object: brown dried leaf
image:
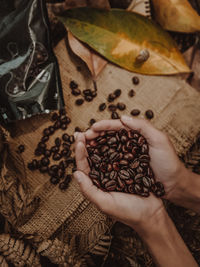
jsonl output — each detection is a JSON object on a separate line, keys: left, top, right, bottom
{"left": 68, "top": 31, "right": 107, "bottom": 79}
{"left": 0, "top": 234, "right": 41, "bottom": 267}
{"left": 0, "top": 255, "right": 9, "bottom": 267}
{"left": 152, "top": 0, "right": 200, "bottom": 33}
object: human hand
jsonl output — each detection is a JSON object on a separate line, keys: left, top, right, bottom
{"left": 73, "top": 120, "right": 164, "bottom": 231}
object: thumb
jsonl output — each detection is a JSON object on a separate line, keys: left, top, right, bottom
{"left": 74, "top": 171, "right": 111, "bottom": 211}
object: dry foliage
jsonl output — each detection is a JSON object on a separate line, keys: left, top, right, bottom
{"left": 0, "top": 234, "right": 41, "bottom": 267}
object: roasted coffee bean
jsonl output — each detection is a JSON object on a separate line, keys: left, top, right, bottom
{"left": 132, "top": 76, "right": 140, "bottom": 85}
{"left": 112, "top": 162, "right": 120, "bottom": 171}
{"left": 69, "top": 80, "right": 78, "bottom": 89}
{"left": 43, "top": 149, "right": 51, "bottom": 158}
{"left": 108, "top": 104, "right": 117, "bottom": 112}
{"left": 89, "top": 170, "right": 100, "bottom": 179}
{"left": 59, "top": 181, "right": 69, "bottom": 190}
{"left": 119, "top": 170, "right": 130, "bottom": 180}
{"left": 91, "top": 154, "right": 101, "bottom": 164}
{"left": 99, "top": 103, "right": 106, "bottom": 111}
{"left": 62, "top": 133, "right": 69, "bottom": 142}
{"left": 43, "top": 128, "right": 50, "bottom": 136}
{"left": 18, "top": 144, "right": 25, "bottom": 153}
{"left": 74, "top": 127, "right": 82, "bottom": 132}
{"left": 134, "top": 183, "right": 143, "bottom": 194}
{"left": 155, "top": 181, "right": 164, "bottom": 190}
{"left": 61, "top": 149, "right": 69, "bottom": 157}
{"left": 108, "top": 137, "right": 117, "bottom": 145}
{"left": 51, "top": 112, "right": 59, "bottom": 121}
{"left": 38, "top": 142, "right": 46, "bottom": 150}
{"left": 53, "top": 153, "right": 62, "bottom": 161}
{"left": 69, "top": 135, "right": 75, "bottom": 144}
{"left": 55, "top": 137, "right": 61, "bottom": 147}
{"left": 107, "top": 131, "right": 116, "bottom": 136}
{"left": 89, "top": 118, "right": 96, "bottom": 126}
{"left": 50, "top": 176, "right": 60, "bottom": 185}
{"left": 27, "top": 162, "right": 34, "bottom": 170}
{"left": 119, "top": 159, "right": 129, "bottom": 166}
{"left": 62, "top": 143, "right": 70, "bottom": 151}
{"left": 117, "top": 102, "right": 126, "bottom": 111}
{"left": 59, "top": 109, "right": 66, "bottom": 116}
{"left": 39, "top": 166, "right": 48, "bottom": 173}
{"left": 124, "top": 153, "right": 134, "bottom": 161}
{"left": 120, "top": 135, "right": 128, "bottom": 143}
{"left": 61, "top": 123, "right": 67, "bottom": 130}
{"left": 85, "top": 95, "right": 93, "bottom": 102}
{"left": 41, "top": 135, "right": 49, "bottom": 143}
{"left": 105, "top": 180, "right": 117, "bottom": 191}
{"left": 65, "top": 157, "right": 75, "bottom": 164}
{"left": 34, "top": 148, "right": 42, "bottom": 156}
{"left": 91, "top": 91, "right": 97, "bottom": 97}
{"left": 57, "top": 168, "right": 64, "bottom": 179}
{"left": 108, "top": 93, "right": 116, "bottom": 102}
{"left": 111, "top": 111, "right": 119, "bottom": 119}
{"left": 110, "top": 170, "right": 118, "bottom": 180}
{"left": 51, "top": 146, "right": 59, "bottom": 153}
{"left": 98, "top": 138, "right": 107, "bottom": 145}
{"left": 60, "top": 116, "right": 68, "bottom": 124}
{"left": 83, "top": 89, "right": 92, "bottom": 96}
{"left": 109, "top": 152, "right": 120, "bottom": 162}
{"left": 65, "top": 117, "right": 71, "bottom": 124}
{"left": 48, "top": 126, "right": 55, "bottom": 135}
{"left": 75, "top": 98, "right": 84, "bottom": 106}
{"left": 145, "top": 109, "right": 154, "bottom": 120}
{"left": 114, "top": 89, "right": 121, "bottom": 97}
{"left": 130, "top": 109, "right": 140, "bottom": 116}
{"left": 128, "top": 89, "right": 135, "bottom": 97}
{"left": 142, "top": 177, "right": 151, "bottom": 188}
{"left": 155, "top": 190, "right": 165, "bottom": 197}
{"left": 54, "top": 120, "right": 61, "bottom": 129}
{"left": 141, "top": 143, "right": 149, "bottom": 154}
{"left": 72, "top": 88, "right": 81, "bottom": 96}
{"left": 41, "top": 157, "right": 50, "bottom": 166}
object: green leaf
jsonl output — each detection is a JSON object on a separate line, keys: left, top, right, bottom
{"left": 59, "top": 8, "right": 190, "bottom": 75}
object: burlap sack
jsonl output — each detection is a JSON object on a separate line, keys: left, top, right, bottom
{"left": 9, "top": 39, "right": 199, "bottom": 254}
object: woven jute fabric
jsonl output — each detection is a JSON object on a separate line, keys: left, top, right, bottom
{"left": 13, "top": 39, "right": 200, "bottom": 253}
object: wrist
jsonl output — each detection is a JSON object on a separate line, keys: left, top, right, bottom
{"left": 167, "top": 167, "right": 200, "bottom": 213}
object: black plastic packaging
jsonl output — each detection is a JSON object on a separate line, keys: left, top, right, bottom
{"left": 0, "top": 0, "right": 64, "bottom": 123}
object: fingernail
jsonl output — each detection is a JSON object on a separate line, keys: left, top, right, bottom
{"left": 74, "top": 171, "right": 82, "bottom": 183}
{"left": 74, "top": 132, "right": 79, "bottom": 139}
{"left": 121, "top": 115, "right": 131, "bottom": 121}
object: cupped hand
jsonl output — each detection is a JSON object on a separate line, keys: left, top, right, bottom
{"left": 73, "top": 120, "right": 164, "bottom": 231}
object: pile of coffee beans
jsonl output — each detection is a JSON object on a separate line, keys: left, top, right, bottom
{"left": 27, "top": 109, "right": 76, "bottom": 191}
{"left": 87, "top": 129, "right": 165, "bottom": 197}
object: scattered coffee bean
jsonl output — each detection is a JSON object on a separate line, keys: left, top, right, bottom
{"left": 38, "top": 142, "right": 46, "bottom": 150}
{"left": 41, "top": 135, "right": 49, "bottom": 143}
{"left": 61, "top": 123, "right": 67, "bottom": 130}
{"left": 130, "top": 109, "right": 140, "bottom": 116}
{"left": 99, "top": 103, "right": 106, "bottom": 111}
{"left": 18, "top": 144, "right": 25, "bottom": 153}
{"left": 85, "top": 95, "right": 93, "bottom": 102}
{"left": 128, "top": 89, "right": 135, "bottom": 97}
{"left": 54, "top": 120, "right": 61, "bottom": 129}
{"left": 69, "top": 80, "right": 78, "bottom": 89}
{"left": 145, "top": 110, "right": 154, "bottom": 120}
{"left": 55, "top": 137, "right": 61, "bottom": 147}
{"left": 41, "top": 157, "right": 50, "bottom": 166}
{"left": 89, "top": 119, "right": 96, "bottom": 126}
{"left": 108, "top": 104, "right": 117, "bottom": 112}
{"left": 117, "top": 102, "right": 126, "bottom": 111}
{"left": 91, "top": 91, "right": 97, "bottom": 97}
{"left": 48, "top": 126, "right": 55, "bottom": 135}
{"left": 50, "top": 176, "right": 60, "bottom": 185}
{"left": 34, "top": 148, "right": 42, "bottom": 156}
{"left": 44, "top": 149, "right": 51, "bottom": 158}
{"left": 59, "top": 181, "right": 69, "bottom": 190}
{"left": 132, "top": 76, "right": 140, "bottom": 85}
{"left": 114, "top": 89, "right": 121, "bottom": 97}
{"left": 111, "top": 112, "right": 120, "bottom": 119}
{"left": 39, "top": 166, "right": 48, "bottom": 173}
{"left": 62, "top": 133, "right": 69, "bottom": 142}
{"left": 51, "top": 112, "right": 58, "bottom": 121}
{"left": 51, "top": 146, "right": 59, "bottom": 153}
{"left": 75, "top": 98, "right": 84, "bottom": 106}
{"left": 43, "top": 128, "right": 50, "bottom": 136}
{"left": 53, "top": 152, "right": 62, "bottom": 161}
{"left": 108, "top": 93, "right": 116, "bottom": 102}
{"left": 83, "top": 89, "right": 92, "bottom": 96}
{"left": 72, "top": 88, "right": 81, "bottom": 96}
{"left": 74, "top": 126, "right": 81, "bottom": 132}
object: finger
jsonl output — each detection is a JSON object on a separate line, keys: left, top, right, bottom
{"left": 92, "top": 119, "right": 125, "bottom": 132}
{"left": 75, "top": 141, "right": 90, "bottom": 174}
{"left": 85, "top": 129, "right": 100, "bottom": 140}
{"left": 121, "top": 115, "right": 165, "bottom": 146}
{"left": 74, "top": 171, "right": 111, "bottom": 210}
{"left": 74, "top": 132, "right": 86, "bottom": 146}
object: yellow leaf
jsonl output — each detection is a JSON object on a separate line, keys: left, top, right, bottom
{"left": 60, "top": 8, "right": 190, "bottom": 75}
{"left": 152, "top": 0, "right": 200, "bottom": 33}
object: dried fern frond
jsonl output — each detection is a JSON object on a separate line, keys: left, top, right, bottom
{"left": 37, "top": 238, "right": 86, "bottom": 267}
{"left": 0, "top": 254, "right": 9, "bottom": 267}
{"left": 90, "top": 232, "right": 112, "bottom": 256}
{"left": 0, "top": 234, "right": 41, "bottom": 267}
{"left": 0, "top": 127, "right": 40, "bottom": 226}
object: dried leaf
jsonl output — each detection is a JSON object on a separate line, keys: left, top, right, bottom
{"left": 60, "top": 8, "right": 190, "bottom": 75}
{"left": 0, "top": 234, "right": 41, "bottom": 267}
{"left": 0, "top": 255, "right": 9, "bottom": 267}
{"left": 68, "top": 31, "right": 107, "bottom": 78}
{"left": 152, "top": 0, "right": 200, "bottom": 33}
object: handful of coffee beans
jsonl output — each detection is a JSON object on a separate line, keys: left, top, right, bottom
{"left": 87, "top": 129, "right": 165, "bottom": 198}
